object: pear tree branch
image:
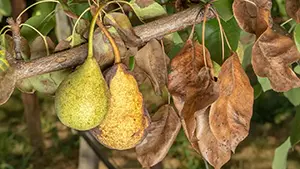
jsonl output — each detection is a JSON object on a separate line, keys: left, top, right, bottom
{"left": 13, "top": 6, "right": 214, "bottom": 79}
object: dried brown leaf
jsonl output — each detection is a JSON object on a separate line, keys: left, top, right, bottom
{"left": 233, "top": 0, "right": 272, "bottom": 36}
{"left": 135, "top": 39, "right": 169, "bottom": 95}
{"left": 104, "top": 12, "right": 141, "bottom": 47}
{"left": 195, "top": 107, "right": 231, "bottom": 169}
{"left": 180, "top": 67, "right": 219, "bottom": 144}
{"left": 168, "top": 40, "right": 213, "bottom": 98}
{"left": 286, "top": 0, "right": 300, "bottom": 23}
{"left": 0, "top": 69, "right": 16, "bottom": 105}
{"left": 122, "top": 47, "right": 148, "bottom": 85}
{"left": 136, "top": 104, "right": 181, "bottom": 167}
{"left": 139, "top": 79, "right": 168, "bottom": 114}
{"left": 252, "top": 28, "right": 300, "bottom": 91}
{"left": 209, "top": 53, "right": 254, "bottom": 152}
{"left": 168, "top": 40, "right": 218, "bottom": 154}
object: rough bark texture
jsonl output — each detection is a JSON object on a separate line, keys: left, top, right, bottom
{"left": 10, "top": 6, "right": 214, "bottom": 79}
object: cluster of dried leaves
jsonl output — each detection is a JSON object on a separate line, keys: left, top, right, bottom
{"left": 233, "top": 0, "right": 300, "bottom": 92}
{"left": 134, "top": 1, "right": 299, "bottom": 168}
{"left": 131, "top": 33, "right": 254, "bottom": 169}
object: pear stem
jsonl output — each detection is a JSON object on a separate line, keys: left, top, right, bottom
{"left": 95, "top": 19, "right": 121, "bottom": 64}
{"left": 87, "top": 6, "right": 103, "bottom": 59}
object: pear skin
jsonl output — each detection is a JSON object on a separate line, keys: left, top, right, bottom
{"left": 55, "top": 57, "right": 109, "bottom": 130}
{"left": 92, "top": 64, "right": 150, "bottom": 150}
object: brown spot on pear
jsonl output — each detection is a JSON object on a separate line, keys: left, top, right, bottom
{"left": 55, "top": 57, "right": 109, "bottom": 130}
{"left": 92, "top": 64, "right": 150, "bottom": 150}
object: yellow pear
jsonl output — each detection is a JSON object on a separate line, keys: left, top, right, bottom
{"left": 92, "top": 64, "right": 150, "bottom": 150}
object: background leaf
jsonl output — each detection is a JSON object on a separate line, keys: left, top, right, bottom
{"left": 257, "top": 76, "right": 272, "bottom": 92}
{"left": 295, "top": 65, "right": 300, "bottom": 74}
{"left": 195, "top": 17, "right": 241, "bottom": 64}
{"left": 0, "top": 0, "right": 11, "bottom": 19}
{"left": 272, "top": 137, "right": 291, "bottom": 169}
{"left": 294, "top": 24, "right": 300, "bottom": 52}
{"left": 291, "top": 106, "right": 300, "bottom": 146}
{"left": 130, "top": 0, "right": 167, "bottom": 21}
{"left": 20, "top": 2, "right": 56, "bottom": 42}
{"left": 212, "top": 0, "right": 234, "bottom": 21}
{"left": 284, "top": 88, "right": 300, "bottom": 106}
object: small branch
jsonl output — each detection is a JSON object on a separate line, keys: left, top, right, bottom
{"left": 12, "top": 6, "right": 214, "bottom": 80}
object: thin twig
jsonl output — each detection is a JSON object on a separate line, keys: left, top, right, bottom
{"left": 7, "top": 18, "right": 22, "bottom": 60}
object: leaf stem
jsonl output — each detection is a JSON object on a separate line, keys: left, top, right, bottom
{"left": 211, "top": 8, "right": 225, "bottom": 61}
{"left": 20, "top": 23, "right": 50, "bottom": 56}
{"left": 280, "top": 18, "right": 293, "bottom": 27}
{"left": 202, "top": 5, "right": 210, "bottom": 68}
{"left": 17, "top": 0, "right": 59, "bottom": 20}
{"left": 71, "top": 7, "right": 91, "bottom": 47}
{"left": 0, "top": 25, "right": 11, "bottom": 35}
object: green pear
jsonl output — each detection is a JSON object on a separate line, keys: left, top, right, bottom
{"left": 55, "top": 57, "right": 109, "bottom": 130}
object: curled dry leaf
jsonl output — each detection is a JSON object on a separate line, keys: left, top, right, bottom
{"left": 55, "top": 4, "right": 72, "bottom": 42}
{"left": 252, "top": 28, "right": 300, "bottom": 92}
{"left": 181, "top": 67, "right": 219, "bottom": 144}
{"left": 168, "top": 40, "right": 213, "bottom": 98}
{"left": 139, "top": 79, "right": 168, "bottom": 114}
{"left": 122, "top": 47, "right": 148, "bottom": 85}
{"left": 92, "top": 64, "right": 150, "bottom": 150}
{"left": 285, "top": 0, "right": 300, "bottom": 23}
{"left": 0, "top": 69, "right": 16, "bottom": 105}
{"left": 209, "top": 53, "right": 254, "bottom": 152}
{"left": 136, "top": 104, "right": 181, "bottom": 167}
{"left": 233, "top": 0, "right": 272, "bottom": 36}
{"left": 104, "top": 12, "right": 141, "bottom": 47}
{"left": 168, "top": 40, "right": 219, "bottom": 153}
{"left": 135, "top": 39, "right": 169, "bottom": 95}
{"left": 196, "top": 107, "right": 231, "bottom": 169}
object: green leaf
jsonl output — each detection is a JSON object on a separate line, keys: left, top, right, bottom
{"left": 257, "top": 76, "right": 272, "bottom": 92}
{"left": 272, "top": 137, "right": 291, "bottom": 169}
{"left": 294, "top": 65, "right": 300, "bottom": 74}
{"left": 21, "top": 2, "right": 56, "bottom": 42}
{"left": 129, "top": 56, "right": 135, "bottom": 71}
{"left": 284, "top": 88, "right": 300, "bottom": 106}
{"left": 275, "top": 0, "right": 287, "bottom": 17}
{"left": 212, "top": 0, "right": 233, "bottom": 21}
{"left": 294, "top": 24, "right": 300, "bottom": 52}
{"left": 253, "top": 84, "right": 262, "bottom": 99}
{"left": 242, "top": 43, "right": 254, "bottom": 69}
{"left": 195, "top": 17, "right": 241, "bottom": 65}
{"left": 291, "top": 106, "right": 300, "bottom": 146}
{"left": 213, "top": 61, "right": 221, "bottom": 77}
{"left": 0, "top": 0, "right": 11, "bottom": 16}
{"left": 130, "top": 0, "right": 167, "bottom": 21}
